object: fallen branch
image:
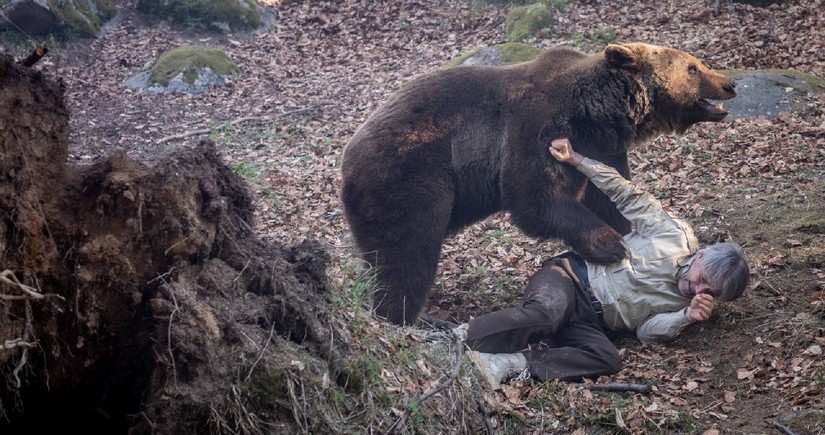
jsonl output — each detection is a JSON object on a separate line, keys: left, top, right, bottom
{"left": 419, "top": 312, "right": 459, "bottom": 330}
{"left": 19, "top": 44, "right": 48, "bottom": 67}
{"left": 156, "top": 105, "right": 321, "bottom": 145}
{"left": 578, "top": 383, "right": 652, "bottom": 394}
{"left": 474, "top": 389, "right": 495, "bottom": 435}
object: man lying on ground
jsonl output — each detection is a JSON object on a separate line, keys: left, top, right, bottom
{"left": 462, "top": 138, "right": 750, "bottom": 389}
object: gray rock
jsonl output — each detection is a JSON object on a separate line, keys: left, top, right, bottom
{"left": 459, "top": 47, "right": 505, "bottom": 67}
{"left": 723, "top": 70, "right": 822, "bottom": 119}
{"left": 0, "top": 0, "right": 117, "bottom": 36}
{"left": 124, "top": 67, "right": 231, "bottom": 94}
{"left": 136, "top": 0, "right": 269, "bottom": 33}
{"left": 1, "top": 0, "right": 63, "bottom": 34}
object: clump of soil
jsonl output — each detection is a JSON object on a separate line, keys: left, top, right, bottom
{"left": 0, "top": 54, "right": 348, "bottom": 433}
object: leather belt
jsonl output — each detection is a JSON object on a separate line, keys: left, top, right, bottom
{"left": 555, "top": 251, "right": 606, "bottom": 326}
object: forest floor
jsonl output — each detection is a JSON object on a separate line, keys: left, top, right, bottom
{"left": 2, "top": 0, "right": 825, "bottom": 433}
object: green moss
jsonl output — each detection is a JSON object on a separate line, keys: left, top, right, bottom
{"left": 762, "top": 68, "right": 825, "bottom": 93}
{"left": 444, "top": 50, "right": 476, "bottom": 68}
{"left": 444, "top": 42, "right": 542, "bottom": 68}
{"left": 497, "top": 42, "right": 543, "bottom": 63}
{"left": 245, "top": 367, "right": 289, "bottom": 410}
{"left": 46, "top": 0, "right": 117, "bottom": 36}
{"left": 504, "top": 4, "right": 552, "bottom": 42}
{"left": 149, "top": 45, "right": 240, "bottom": 87}
{"left": 137, "top": 0, "right": 263, "bottom": 33}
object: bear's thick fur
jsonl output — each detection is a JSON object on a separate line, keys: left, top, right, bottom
{"left": 341, "top": 43, "right": 737, "bottom": 326}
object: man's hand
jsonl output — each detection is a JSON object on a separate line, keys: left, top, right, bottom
{"left": 550, "top": 138, "right": 584, "bottom": 167}
{"left": 686, "top": 293, "right": 715, "bottom": 321}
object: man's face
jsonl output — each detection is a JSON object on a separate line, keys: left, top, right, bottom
{"left": 678, "top": 251, "right": 715, "bottom": 298}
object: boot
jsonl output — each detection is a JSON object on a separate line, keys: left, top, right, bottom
{"left": 468, "top": 351, "right": 528, "bottom": 390}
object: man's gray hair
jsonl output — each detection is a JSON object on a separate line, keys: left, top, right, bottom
{"left": 701, "top": 242, "right": 750, "bottom": 301}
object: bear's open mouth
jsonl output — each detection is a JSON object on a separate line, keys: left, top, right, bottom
{"left": 696, "top": 99, "right": 728, "bottom": 120}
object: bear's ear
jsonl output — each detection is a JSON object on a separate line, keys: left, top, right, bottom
{"left": 605, "top": 44, "right": 639, "bottom": 70}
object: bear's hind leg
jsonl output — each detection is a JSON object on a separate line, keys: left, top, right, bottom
{"left": 369, "top": 232, "right": 444, "bottom": 326}
{"left": 347, "top": 186, "right": 453, "bottom": 326}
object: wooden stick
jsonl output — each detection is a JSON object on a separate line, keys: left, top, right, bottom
{"left": 419, "top": 312, "right": 459, "bottom": 330}
{"left": 474, "top": 389, "right": 495, "bottom": 435}
{"left": 19, "top": 44, "right": 48, "bottom": 67}
{"left": 156, "top": 105, "right": 320, "bottom": 145}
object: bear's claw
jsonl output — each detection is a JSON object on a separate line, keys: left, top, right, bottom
{"left": 573, "top": 228, "right": 629, "bottom": 265}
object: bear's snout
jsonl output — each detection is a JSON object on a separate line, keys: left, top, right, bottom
{"left": 706, "top": 75, "right": 737, "bottom": 100}
{"left": 723, "top": 78, "right": 737, "bottom": 95}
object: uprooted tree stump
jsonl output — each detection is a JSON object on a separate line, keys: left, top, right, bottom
{"left": 0, "top": 54, "right": 356, "bottom": 433}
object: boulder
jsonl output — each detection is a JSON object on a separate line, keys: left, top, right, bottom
{"left": 0, "top": 0, "right": 117, "bottom": 36}
{"left": 445, "top": 42, "right": 542, "bottom": 68}
{"left": 124, "top": 45, "right": 240, "bottom": 94}
{"left": 722, "top": 69, "right": 825, "bottom": 119}
{"left": 504, "top": 4, "right": 552, "bottom": 42}
{"left": 136, "top": 0, "right": 267, "bottom": 33}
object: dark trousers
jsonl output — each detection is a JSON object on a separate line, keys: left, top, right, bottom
{"left": 466, "top": 255, "right": 621, "bottom": 382}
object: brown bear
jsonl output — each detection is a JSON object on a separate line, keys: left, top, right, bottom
{"left": 341, "top": 42, "right": 737, "bottom": 326}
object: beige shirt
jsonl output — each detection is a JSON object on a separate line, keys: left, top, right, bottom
{"left": 577, "top": 157, "right": 699, "bottom": 344}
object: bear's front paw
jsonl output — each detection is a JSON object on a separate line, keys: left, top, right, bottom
{"left": 573, "top": 227, "right": 628, "bottom": 265}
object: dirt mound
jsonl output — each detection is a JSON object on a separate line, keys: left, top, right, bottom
{"left": 0, "top": 54, "right": 348, "bottom": 433}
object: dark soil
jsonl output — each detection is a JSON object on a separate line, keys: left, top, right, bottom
{"left": 0, "top": 54, "right": 347, "bottom": 433}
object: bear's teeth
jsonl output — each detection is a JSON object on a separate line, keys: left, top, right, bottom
{"left": 717, "top": 102, "right": 724, "bottom": 110}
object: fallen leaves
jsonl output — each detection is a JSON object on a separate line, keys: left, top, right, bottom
{"left": 42, "top": 0, "right": 825, "bottom": 432}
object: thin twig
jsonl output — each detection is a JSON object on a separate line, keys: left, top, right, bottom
{"left": 234, "top": 259, "right": 251, "bottom": 283}
{"left": 699, "top": 400, "right": 724, "bottom": 414}
{"left": 418, "top": 327, "right": 465, "bottom": 402}
{"left": 419, "top": 312, "right": 459, "bottom": 330}
{"left": 0, "top": 270, "right": 64, "bottom": 301}
{"left": 245, "top": 323, "right": 276, "bottom": 382}
{"left": 11, "top": 301, "right": 33, "bottom": 388}
{"left": 160, "top": 283, "right": 180, "bottom": 389}
{"left": 156, "top": 105, "right": 320, "bottom": 145}
{"left": 285, "top": 374, "right": 308, "bottom": 434}
{"left": 147, "top": 268, "right": 175, "bottom": 285}
{"left": 157, "top": 116, "right": 261, "bottom": 144}
{"left": 0, "top": 270, "right": 64, "bottom": 389}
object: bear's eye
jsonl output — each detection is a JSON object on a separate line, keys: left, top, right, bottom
{"left": 688, "top": 65, "right": 698, "bottom": 75}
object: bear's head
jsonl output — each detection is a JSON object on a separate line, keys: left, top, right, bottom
{"left": 605, "top": 42, "right": 737, "bottom": 135}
